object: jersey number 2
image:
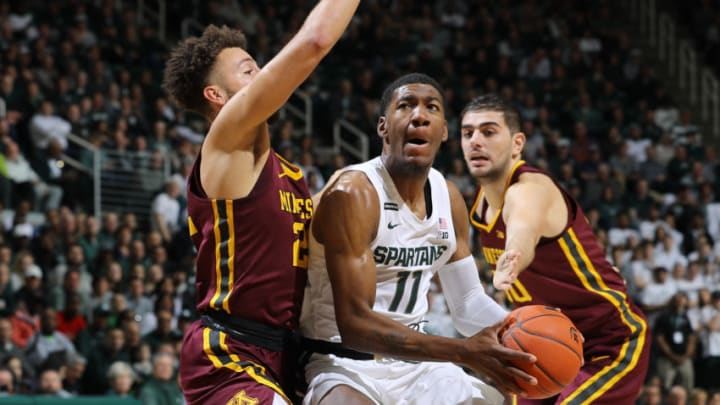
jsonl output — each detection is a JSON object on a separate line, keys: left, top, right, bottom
{"left": 389, "top": 270, "right": 422, "bottom": 313}
{"left": 292, "top": 221, "right": 309, "bottom": 269}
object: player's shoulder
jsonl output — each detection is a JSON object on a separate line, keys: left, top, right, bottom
{"left": 319, "top": 169, "right": 377, "bottom": 208}
{"left": 515, "top": 169, "right": 556, "bottom": 188}
{"left": 328, "top": 169, "right": 374, "bottom": 192}
{"left": 313, "top": 168, "right": 381, "bottom": 242}
{"left": 507, "top": 170, "right": 560, "bottom": 205}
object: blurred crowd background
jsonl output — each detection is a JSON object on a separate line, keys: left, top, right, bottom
{"left": 1, "top": 0, "right": 720, "bottom": 403}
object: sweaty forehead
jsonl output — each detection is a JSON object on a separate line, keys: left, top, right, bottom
{"left": 461, "top": 110, "right": 506, "bottom": 127}
{"left": 392, "top": 83, "right": 442, "bottom": 102}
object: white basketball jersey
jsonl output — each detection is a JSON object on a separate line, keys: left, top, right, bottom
{"left": 300, "top": 157, "right": 457, "bottom": 342}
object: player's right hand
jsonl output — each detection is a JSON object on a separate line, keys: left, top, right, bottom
{"left": 463, "top": 322, "right": 537, "bottom": 396}
{"left": 493, "top": 250, "right": 521, "bottom": 291}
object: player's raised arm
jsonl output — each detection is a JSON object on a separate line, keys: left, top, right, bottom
{"left": 208, "top": 0, "right": 360, "bottom": 152}
{"left": 163, "top": 0, "right": 359, "bottom": 199}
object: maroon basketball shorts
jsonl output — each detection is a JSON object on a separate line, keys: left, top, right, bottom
{"left": 179, "top": 320, "right": 293, "bottom": 404}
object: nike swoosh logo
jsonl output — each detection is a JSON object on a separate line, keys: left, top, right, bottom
{"left": 388, "top": 223, "right": 401, "bottom": 229}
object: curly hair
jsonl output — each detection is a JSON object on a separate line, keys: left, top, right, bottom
{"left": 162, "top": 25, "right": 247, "bottom": 117}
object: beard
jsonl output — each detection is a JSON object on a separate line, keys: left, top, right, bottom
{"left": 468, "top": 155, "right": 512, "bottom": 185}
{"left": 382, "top": 153, "right": 432, "bottom": 178}
{"left": 475, "top": 165, "right": 506, "bottom": 183}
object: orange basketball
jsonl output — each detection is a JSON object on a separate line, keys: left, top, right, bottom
{"left": 499, "top": 305, "right": 584, "bottom": 399}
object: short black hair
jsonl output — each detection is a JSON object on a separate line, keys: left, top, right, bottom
{"left": 460, "top": 93, "right": 522, "bottom": 134}
{"left": 379, "top": 73, "right": 445, "bottom": 116}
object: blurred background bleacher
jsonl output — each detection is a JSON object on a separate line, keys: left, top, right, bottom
{"left": 0, "top": 0, "right": 720, "bottom": 402}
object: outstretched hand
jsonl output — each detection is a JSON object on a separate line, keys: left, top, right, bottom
{"left": 493, "top": 250, "right": 521, "bottom": 291}
{"left": 463, "top": 322, "right": 537, "bottom": 396}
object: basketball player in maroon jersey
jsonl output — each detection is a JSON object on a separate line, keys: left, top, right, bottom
{"left": 460, "top": 94, "right": 650, "bottom": 405}
{"left": 161, "top": 2, "right": 359, "bottom": 403}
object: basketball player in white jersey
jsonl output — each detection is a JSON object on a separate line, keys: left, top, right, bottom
{"left": 300, "top": 73, "right": 537, "bottom": 405}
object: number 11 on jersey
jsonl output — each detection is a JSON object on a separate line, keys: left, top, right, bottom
{"left": 389, "top": 270, "right": 422, "bottom": 313}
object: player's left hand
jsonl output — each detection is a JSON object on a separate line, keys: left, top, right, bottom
{"left": 493, "top": 250, "right": 520, "bottom": 291}
{"left": 464, "top": 322, "right": 537, "bottom": 396}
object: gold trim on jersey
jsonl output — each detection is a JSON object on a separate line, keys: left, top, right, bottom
{"left": 202, "top": 328, "right": 290, "bottom": 404}
{"left": 558, "top": 229, "right": 647, "bottom": 405}
{"left": 210, "top": 199, "right": 236, "bottom": 312}
{"left": 276, "top": 153, "right": 304, "bottom": 181}
{"left": 188, "top": 215, "right": 199, "bottom": 237}
{"left": 469, "top": 160, "right": 525, "bottom": 232}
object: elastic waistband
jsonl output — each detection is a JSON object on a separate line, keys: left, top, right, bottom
{"left": 201, "top": 311, "right": 293, "bottom": 352}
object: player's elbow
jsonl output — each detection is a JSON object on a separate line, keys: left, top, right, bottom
{"left": 336, "top": 319, "right": 359, "bottom": 343}
{"left": 308, "top": 32, "right": 334, "bottom": 53}
{"left": 335, "top": 313, "right": 367, "bottom": 348}
{"left": 295, "top": 31, "right": 333, "bottom": 61}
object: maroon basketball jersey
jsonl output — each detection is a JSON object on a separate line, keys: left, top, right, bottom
{"left": 187, "top": 151, "right": 311, "bottom": 330}
{"left": 471, "top": 161, "right": 647, "bottom": 348}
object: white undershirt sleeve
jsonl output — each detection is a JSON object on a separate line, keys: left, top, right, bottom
{"left": 438, "top": 255, "right": 508, "bottom": 336}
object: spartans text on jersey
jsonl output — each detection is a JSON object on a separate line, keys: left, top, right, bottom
{"left": 373, "top": 245, "right": 448, "bottom": 267}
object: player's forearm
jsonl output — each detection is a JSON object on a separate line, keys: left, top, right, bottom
{"left": 338, "top": 310, "right": 468, "bottom": 364}
{"left": 504, "top": 225, "right": 539, "bottom": 271}
{"left": 298, "top": 0, "right": 360, "bottom": 55}
{"left": 439, "top": 256, "right": 507, "bottom": 336}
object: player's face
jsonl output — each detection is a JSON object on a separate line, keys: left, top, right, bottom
{"left": 206, "top": 47, "right": 260, "bottom": 106}
{"left": 460, "top": 110, "right": 525, "bottom": 183}
{"left": 378, "top": 83, "right": 448, "bottom": 174}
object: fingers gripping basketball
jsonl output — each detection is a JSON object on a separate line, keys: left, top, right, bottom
{"left": 499, "top": 305, "right": 584, "bottom": 399}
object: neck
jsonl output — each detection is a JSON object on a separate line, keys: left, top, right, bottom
{"left": 481, "top": 180, "right": 507, "bottom": 210}
{"left": 391, "top": 173, "right": 427, "bottom": 204}
{"left": 478, "top": 158, "right": 520, "bottom": 209}
{"left": 381, "top": 156, "right": 429, "bottom": 212}
{"left": 382, "top": 156, "right": 430, "bottom": 202}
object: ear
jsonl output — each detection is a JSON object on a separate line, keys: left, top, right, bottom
{"left": 441, "top": 120, "right": 449, "bottom": 143}
{"left": 203, "top": 86, "right": 225, "bottom": 106}
{"left": 377, "top": 116, "right": 388, "bottom": 141}
{"left": 511, "top": 132, "right": 526, "bottom": 158}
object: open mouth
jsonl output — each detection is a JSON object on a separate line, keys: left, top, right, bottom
{"left": 406, "top": 138, "right": 428, "bottom": 145}
{"left": 470, "top": 155, "right": 489, "bottom": 161}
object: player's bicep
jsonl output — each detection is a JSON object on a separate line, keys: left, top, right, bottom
{"left": 323, "top": 247, "right": 378, "bottom": 319}
{"left": 314, "top": 173, "right": 380, "bottom": 321}
{"left": 503, "top": 179, "right": 555, "bottom": 239}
